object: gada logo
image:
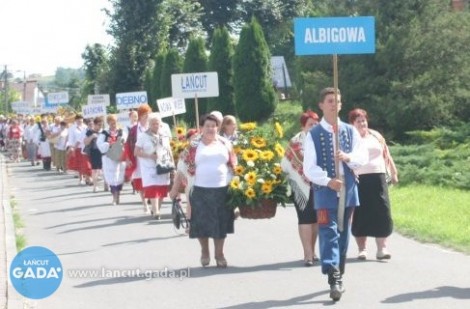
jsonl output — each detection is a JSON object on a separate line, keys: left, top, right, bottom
{"left": 10, "top": 246, "right": 63, "bottom": 299}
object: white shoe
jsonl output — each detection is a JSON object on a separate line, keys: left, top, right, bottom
{"left": 376, "top": 249, "right": 391, "bottom": 260}
{"left": 358, "top": 249, "right": 367, "bottom": 260}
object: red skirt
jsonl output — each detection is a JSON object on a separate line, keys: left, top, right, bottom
{"left": 67, "top": 148, "right": 80, "bottom": 171}
{"left": 80, "top": 153, "right": 92, "bottom": 176}
{"left": 144, "top": 185, "right": 169, "bottom": 199}
{"left": 132, "top": 178, "right": 143, "bottom": 191}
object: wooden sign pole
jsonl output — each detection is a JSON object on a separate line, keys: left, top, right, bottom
{"left": 195, "top": 93, "right": 200, "bottom": 131}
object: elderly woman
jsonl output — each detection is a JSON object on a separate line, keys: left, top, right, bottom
{"left": 281, "top": 110, "right": 320, "bottom": 266}
{"left": 125, "top": 104, "right": 151, "bottom": 210}
{"left": 348, "top": 108, "right": 398, "bottom": 260}
{"left": 173, "top": 114, "right": 237, "bottom": 268}
{"left": 220, "top": 115, "right": 238, "bottom": 142}
{"left": 97, "top": 114, "right": 126, "bottom": 205}
{"left": 134, "top": 114, "right": 172, "bottom": 218}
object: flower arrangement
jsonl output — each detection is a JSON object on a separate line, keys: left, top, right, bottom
{"left": 170, "top": 125, "right": 190, "bottom": 163}
{"left": 228, "top": 120, "right": 289, "bottom": 210}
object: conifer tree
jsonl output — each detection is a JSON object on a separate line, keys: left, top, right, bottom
{"left": 182, "top": 37, "right": 208, "bottom": 125}
{"left": 160, "top": 48, "right": 183, "bottom": 99}
{"left": 233, "top": 18, "right": 277, "bottom": 122}
{"left": 207, "top": 27, "right": 236, "bottom": 116}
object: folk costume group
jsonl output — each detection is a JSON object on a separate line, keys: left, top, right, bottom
{"left": 2, "top": 87, "right": 398, "bottom": 302}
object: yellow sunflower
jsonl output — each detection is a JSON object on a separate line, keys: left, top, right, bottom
{"left": 230, "top": 177, "right": 241, "bottom": 190}
{"left": 242, "top": 149, "right": 259, "bottom": 162}
{"left": 250, "top": 137, "right": 267, "bottom": 148}
{"left": 260, "top": 150, "right": 275, "bottom": 161}
{"left": 245, "top": 187, "right": 256, "bottom": 199}
{"left": 273, "top": 164, "right": 283, "bottom": 175}
{"left": 244, "top": 171, "right": 257, "bottom": 186}
{"left": 175, "top": 126, "right": 186, "bottom": 136}
{"left": 274, "top": 143, "right": 285, "bottom": 157}
{"left": 233, "top": 146, "right": 243, "bottom": 155}
{"left": 261, "top": 182, "right": 273, "bottom": 194}
{"left": 234, "top": 165, "right": 245, "bottom": 176}
{"left": 275, "top": 122, "right": 284, "bottom": 138}
{"left": 240, "top": 122, "right": 257, "bottom": 131}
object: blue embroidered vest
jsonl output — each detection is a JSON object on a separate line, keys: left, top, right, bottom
{"left": 310, "top": 122, "right": 359, "bottom": 210}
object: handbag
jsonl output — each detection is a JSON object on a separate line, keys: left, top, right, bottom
{"left": 106, "top": 141, "right": 124, "bottom": 162}
{"left": 172, "top": 199, "right": 189, "bottom": 230}
{"left": 155, "top": 142, "right": 174, "bottom": 175}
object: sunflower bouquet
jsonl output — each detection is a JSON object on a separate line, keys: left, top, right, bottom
{"left": 228, "top": 120, "right": 289, "bottom": 210}
{"left": 170, "top": 126, "right": 190, "bottom": 163}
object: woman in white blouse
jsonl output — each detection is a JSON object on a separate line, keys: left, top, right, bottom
{"left": 134, "top": 114, "right": 172, "bottom": 219}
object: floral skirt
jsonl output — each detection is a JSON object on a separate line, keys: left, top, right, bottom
{"left": 189, "top": 186, "right": 234, "bottom": 239}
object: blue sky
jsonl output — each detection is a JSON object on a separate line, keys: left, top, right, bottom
{"left": 0, "top": 0, "right": 113, "bottom": 76}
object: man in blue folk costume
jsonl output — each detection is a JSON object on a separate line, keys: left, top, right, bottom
{"left": 303, "top": 87, "right": 367, "bottom": 301}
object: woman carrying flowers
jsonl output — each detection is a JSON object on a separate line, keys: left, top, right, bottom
{"left": 171, "top": 114, "right": 236, "bottom": 268}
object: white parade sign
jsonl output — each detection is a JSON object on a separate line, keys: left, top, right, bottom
{"left": 11, "top": 101, "right": 31, "bottom": 112}
{"left": 171, "top": 72, "right": 219, "bottom": 99}
{"left": 88, "top": 94, "right": 110, "bottom": 106}
{"left": 116, "top": 91, "right": 148, "bottom": 110}
{"left": 156, "top": 97, "right": 186, "bottom": 118}
{"left": 117, "top": 111, "right": 131, "bottom": 129}
{"left": 47, "top": 92, "right": 69, "bottom": 104}
{"left": 81, "top": 104, "right": 107, "bottom": 119}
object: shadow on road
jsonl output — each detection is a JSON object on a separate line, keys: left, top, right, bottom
{"left": 382, "top": 286, "right": 470, "bottom": 303}
{"left": 217, "top": 290, "right": 334, "bottom": 308}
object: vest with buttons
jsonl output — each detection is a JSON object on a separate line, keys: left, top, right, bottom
{"left": 310, "top": 122, "right": 359, "bottom": 210}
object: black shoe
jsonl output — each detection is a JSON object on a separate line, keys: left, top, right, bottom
{"left": 328, "top": 268, "right": 345, "bottom": 301}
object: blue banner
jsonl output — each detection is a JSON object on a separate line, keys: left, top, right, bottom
{"left": 294, "top": 16, "right": 375, "bottom": 55}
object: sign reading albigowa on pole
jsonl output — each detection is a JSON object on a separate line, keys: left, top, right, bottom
{"left": 294, "top": 16, "right": 375, "bottom": 55}
{"left": 171, "top": 72, "right": 219, "bottom": 99}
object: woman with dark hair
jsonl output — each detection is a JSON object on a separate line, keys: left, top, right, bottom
{"left": 84, "top": 117, "right": 103, "bottom": 192}
{"left": 281, "top": 110, "right": 320, "bottom": 266}
{"left": 174, "top": 114, "right": 237, "bottom": 268}
{"left": 348, "top": 108, "right": 398, "bottom": 260}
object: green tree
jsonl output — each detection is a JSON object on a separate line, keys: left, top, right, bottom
{"left": 182, "top": 37, "right": 208, "bottom": 125}
{"left": 196, "top": 0, "right": 241, "bottom": 42}
{"left": 207, "top": 27, "right": 236, "bottom": 116}
{"left": 106, "top": 0, "right": 162, "bottom": 98}
{"left": 81, "top": 43, "right": 109, "bottom": 95}
{"left": 151, "top": 51, "right": 166, "bottom": 101}
{"left": 233, "top": 18, "right": 277, "bottom": 122}
{"left": 160, "top": 48, "right": 183, "bottom": 99}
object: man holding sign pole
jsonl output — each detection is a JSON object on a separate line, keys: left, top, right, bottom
{"left": 303, "top": 88, "right": 367, "bottom": 301}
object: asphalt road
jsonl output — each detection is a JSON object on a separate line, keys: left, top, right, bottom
{"left": 3, "top": 160, "right": 470, "bottom": 309}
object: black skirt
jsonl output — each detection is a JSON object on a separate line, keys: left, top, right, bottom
{"left": 189, "top": 186, "right": 234, "bottom": 239}
{"left": 352, "top": 173, "right": 393, "bottom": 237}
{"left": 293, "top": 188, "right": 317, "bottom": 225}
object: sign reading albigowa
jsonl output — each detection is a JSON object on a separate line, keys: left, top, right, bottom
{"left": 171, "top": 72, "right": 219, "bottom": 99}
{"left": 116, "top": 91, "right": 148, "bottom": 110}
{"left": 88, "top": 94, "right": 110, "bottom": 106}
{"left": 294, "top": 16, "right": 375, "bottom": 55}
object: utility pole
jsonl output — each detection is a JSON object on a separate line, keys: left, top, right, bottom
{"left": 3, "top": 65, "right": 8, "bottom": 115}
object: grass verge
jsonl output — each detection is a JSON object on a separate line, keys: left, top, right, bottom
{"left": 390, "top": 185, "right": 470, "bottom": 254}
{"left": 10, "top": 197, "right": 26, "bottom": 251}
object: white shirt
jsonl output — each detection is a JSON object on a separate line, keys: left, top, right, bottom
{"left": 135, "top": 131, "right": 171, "bottom": 187}
{"left": 355, "top": 134, "right": 387, "bottom": 175}
{"left": 67, "top": 123, "right": 88, "bottom": 149}
{"left": 24, "top": 124, "right": 39, "bottom": 143}
{"left": 303, "top": 118, "right": 367, "bottom": 187}
{"left": 194, "top": 141, "right": 230, "bottom": 188}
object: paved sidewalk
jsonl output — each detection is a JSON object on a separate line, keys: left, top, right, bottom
{"left": 2, "top": 158, "right": 470, "bottom": 308}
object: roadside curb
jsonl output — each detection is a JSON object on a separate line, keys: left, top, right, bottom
{"left": 0, "top": 155, "right": 24, "bottom": 309}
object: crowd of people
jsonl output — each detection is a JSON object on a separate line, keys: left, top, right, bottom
{"left": 0, "top": 88, "right": 399, "bottom": 302}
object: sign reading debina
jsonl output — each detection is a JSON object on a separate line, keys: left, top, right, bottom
{"left": 294, "top": 16, "right": 375, "bottom": 55}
